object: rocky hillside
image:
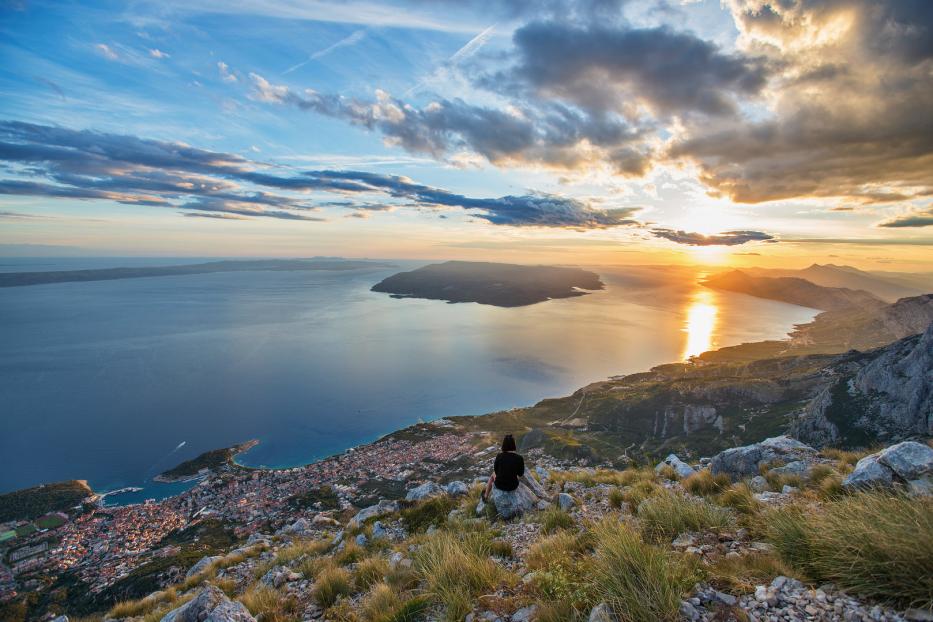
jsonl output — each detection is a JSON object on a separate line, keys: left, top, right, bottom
{"left": 458, "top": 322, "right": 933, "bottom": 464}
{"left": 793, "top": 323, "right": 933, "bottom": 446}
{"left": 28, "top": 436, "right": 933, "bottom": 622}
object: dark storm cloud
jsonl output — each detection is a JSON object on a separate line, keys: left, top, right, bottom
{"left": 491, "top": 21, "right": 767, "bottom": 117}
{"left": 286, "top": 169, "right": 643, "bottom": 227}
{"left": 0, "top": 120, "right": 640, "bottom": 228}
{"left": 878, "top": 208, "right": 933, "bottom": 228}
{"left": 650, "top": 229, "right": 775, "bottom": 246}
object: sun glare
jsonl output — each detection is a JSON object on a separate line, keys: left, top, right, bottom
{"left": 682, "top": 287, "right": 719, "bottom": 360}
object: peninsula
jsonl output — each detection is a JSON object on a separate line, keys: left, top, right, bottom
{"left": 371, "top": 260, "right": 604, "bottom": 307}
{"left": 155, "top": 440, "right": 259, "bottom": 483}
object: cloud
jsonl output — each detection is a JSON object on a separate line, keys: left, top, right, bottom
{"left": 284, "top": 29, "right": 367, "bottom": 74}
{"left": 0, "top": 120, "right": 640, "bottom": 228}
{"left": 878, "top": 207, "right": 933, "bottom": 228}
{"left": 217, "top": 61, "right": 238, "bottom": 82}
{"left": 669, "top": 0, "right": 933, "bottom": 203}
{"left": 182, "top": 211, "right": 249, "bottom": 220}
{"left": 234, "top": 1, "right": 932, "bottom": 213}
{"left": 249, "top": 74, "right": 645, "bottom": 170}
{"left": 247, "top": 18, "right": 766, "bottom": 176}
{"left": 95, "top": 43, "right": 119, "bottom": 60}
{"left": 489, "top": 21, "right": 767, "bottom": 118}
{"left": 149, "top": 48, "right": 170, "bottom": 59}
{"left": 650, "top": 229, "right": 775, "bottom": 246}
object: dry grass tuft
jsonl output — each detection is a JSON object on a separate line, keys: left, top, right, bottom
{"left": 682, "top": 470, "right": 731, "bottom": 496}
{"left": 592, "top": 518, "right": 701, "bottom": 622}
{"left": 637, "top": 491, "right": 735, "bottom": 542}
{"left": 766, "top": 492, "right": 933, "bottom": 608}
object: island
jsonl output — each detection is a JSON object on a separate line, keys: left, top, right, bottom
{"left": 0, "top": 258, "right": 393, "bottom": 288}
{"left": 370, "top": 260, "right": 604, "bottom": 307}
{"left": 155, "top": 440, "right": 258, "bottom": 483}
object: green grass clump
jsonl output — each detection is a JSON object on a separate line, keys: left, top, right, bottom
{"left": 817, "top": 473, "right": 845, "bottom": 500}
{"left": 637, "top": 491, "right": 735, "bottom": 543}
{"left": 621, "top": 480, "right": 660, "bottom": 509}
{"left": 108, "top": 588, "right": 179, "bottom": 620}
{"left": 355, "top": 556, "right": 390, "bottom": 591}
{"left": 807, "top": 464, "right": 836, "bottom": 486}
{"left": 552, "top": 466, "right": 655, "bottom": 488}
{"left": 608, "top": 487, "right": 625, "bottom": 509}
{"left": 765, "top": 472, "right": 802, "bottom": 492}
{"left": 239, "top": 586, "right": 299, "bottom": 622}
{"left": 360, "top": 583, "right": 431, "bottom": 622}
{"left": 717, "top": 483, "right": 760, "bottom": 516}
{"left": 334, "top": 539, "right": 366, "bottom": 566}
{"left": 401, "top": 496, "right": 456, "bottom": 533}
{"left": 766, "top": 492, "right": 933, "bottom": 608}
{"left": 526, "top": 530, "right": 595, "bottom": 572}
{"left": 656, "top": 464, "right": 680, "bottom": 481}
{"left": 707, "top": 553, "right": 796, "bottom": 592}
{"left": 537, "top": 507, "right": 575, "bottom": 534}
{"left": 313, "top": 564, "right": 353, "bottom": 608}
{"left": 592, "top": 519, "right": 701, "bottom": 622}
{"left": 820, "top": 447, "right": 871, "bottom": 467}
{"left": 415, "top": 530, "right": 512, "bottom": 621}
{"left": 532, "top": 558, "right": 598, "bottom": 620}
{"left": 682, "top": 470, "right": 730, "bottom": 496}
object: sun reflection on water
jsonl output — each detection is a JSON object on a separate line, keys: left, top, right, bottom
{"left": 682, "top": 287, "right": 719, "bottom": 360}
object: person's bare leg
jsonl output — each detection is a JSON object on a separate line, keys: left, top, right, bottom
{"left": 483, "top": 474, "right": 495, "bottom": 501}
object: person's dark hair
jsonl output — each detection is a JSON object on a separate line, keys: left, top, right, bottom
{"left": 501, "top": 434, "right": 517, "bottom": 452}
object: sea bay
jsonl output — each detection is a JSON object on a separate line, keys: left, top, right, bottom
{"left": 0, "top": 259, "right": 817, "bottom": 499}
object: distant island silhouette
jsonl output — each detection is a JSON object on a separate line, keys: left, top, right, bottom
{"left": 0, "top": 258, "right": 392, "bottom": 288}
{"left": 371, "top": 260, "right": 604, "bottom": 307}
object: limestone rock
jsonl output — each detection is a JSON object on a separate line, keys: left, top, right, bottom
{"left": 710, "top": 436, "right": 815, "bottom": 479}
{"left": 276, "top": 518, "right": 313, "bottom": 536}
{"left": 795, "top": 322, "right": 933, "bottom": 445}
{"left": 656, "top": 454, "right": 696, "bottom": 479}
{"left": 348, "top": 499, "right": 399, "bottom": 527}
{"left": 405, "top": 481, "right": 445, "bottom": 502}
{"left": 843, "top": 453, "right": 894, "bottom": 490}
{"left": 557, "top": 492, "right": 575, "bottom": 511}
{"left": 445, "top": 480, "right": 469, "bottom": 496}
{"left": 490, "top": 483, "right": 537, "bottom": 519}
{"left": 511, "top": 605, "right": 537, "bottom": 622}
{"left": 160, "top": 585, "right": 255, "bottom": 622}
{"left": 768, "top": 460, "right": 810, "bottom": 479}
{"left": 877, "top": 441, "right": 933, "bottom": 480}
{"left": 186, "top": 555, "right": 221, "bottom": 579}
{"left": 843, "top": 441, "right": 933, "bottom": 491}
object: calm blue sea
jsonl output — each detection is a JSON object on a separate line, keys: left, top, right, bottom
{"left": 0, "top": 258, "right": 817, "bottom": 502}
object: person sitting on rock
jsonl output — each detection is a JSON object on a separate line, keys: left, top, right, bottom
{"left": 482, "top": 434, "right": 545, "bottom": 519}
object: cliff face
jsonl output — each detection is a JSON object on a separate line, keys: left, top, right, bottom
{"left": 793, "top": 323, "right": 933, "bottom": 446}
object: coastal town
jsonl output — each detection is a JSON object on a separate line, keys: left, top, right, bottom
{"left": 0, "top": 423, "right": 490, "bottom": 606}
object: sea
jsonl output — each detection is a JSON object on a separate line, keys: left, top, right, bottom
{"left": 0, "top": 258, "right": 818, "bottom": 503}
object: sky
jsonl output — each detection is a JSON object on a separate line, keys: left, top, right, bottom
{"left": 0, "top": 0, "right": 932, "bottom": 269}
